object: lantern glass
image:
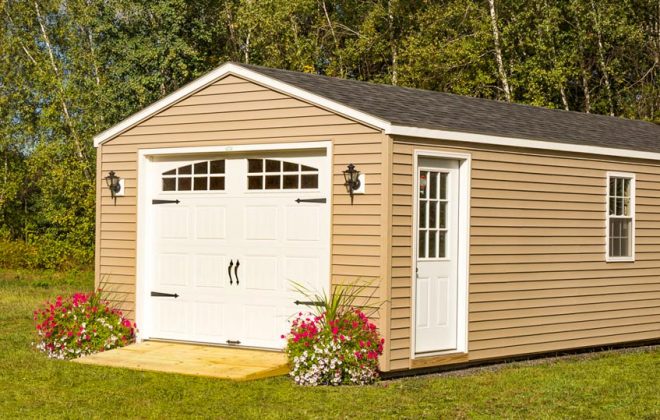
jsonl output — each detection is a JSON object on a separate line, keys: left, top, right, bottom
{"left": 105, "top": 171, "right": 120, "bottom": 193}
{"left": 343, "top": 164, "right": 355, "bottom": 184}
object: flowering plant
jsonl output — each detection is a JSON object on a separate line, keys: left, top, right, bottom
{"left": 284, "top": 308, "right": 384, "bottom": 386}
{"left": 33, "top": 291, "right": 136, "bottom": 359}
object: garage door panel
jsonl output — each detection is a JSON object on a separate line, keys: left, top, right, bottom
{"left": 243, "top": 304, "right": 278, "bottom": 344}
{"left": 285, "top": 206, "right": 320, "bottom": 241}
{"left": 194, "top": 254, "right": 227, "bottom": 288}
{"left": 157, "top": 253, "right": 189, "bottom": 286}
{"left": 155, "top": 300, "right": 189, "bottom": 335}
{"left": 193, "top": 301, "right": 227, "bottom": 338}
{"left": 195, "top": 206, "right": 227, "bottom": 239}
{"left": 244, "top": 255, "right": 279, "bottom": 291}
{"left": 245, "top": 206, "right": 279, "bottom": 240}
{"left": 285, "top": 256, "right": 321, "bottom": 291}
{"left": 158, "top": 207, "right": 190, "bottom": 239}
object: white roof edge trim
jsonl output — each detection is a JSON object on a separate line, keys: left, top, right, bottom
{"left": 93, "top": 62, "right": 390, "bottom": 147}
{"left": 387, "top": 126, "right": 660, "bottom": 162}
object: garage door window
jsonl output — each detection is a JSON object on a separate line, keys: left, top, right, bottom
{"left": 162, "top": 159, "right": 225, "bottom": 191}
{"left": 247, "top": 158, "right": 318, "bottom": 190}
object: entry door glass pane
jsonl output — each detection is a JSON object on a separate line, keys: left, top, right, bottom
{"left": 418, "top": 170, "right": 448, "bottom": 259}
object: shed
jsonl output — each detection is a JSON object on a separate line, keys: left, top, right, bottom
{"left": 94, "top": 62, "right": 660, "bottom": 372}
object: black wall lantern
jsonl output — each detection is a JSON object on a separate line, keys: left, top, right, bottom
{"left": 105, "top": 170, "right": 122, "bottom": 204}
{"left": 342, "top": 163, "right": 361, "bottom": 204}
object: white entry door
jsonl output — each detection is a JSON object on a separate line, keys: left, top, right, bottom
{"left": 414, "top": 158, "right": 460, "bottom": 354}
{"left": 146, "top": 150, "right": 330, "bottom": 349}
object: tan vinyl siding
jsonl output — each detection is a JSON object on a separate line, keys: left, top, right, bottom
{"left": 96, "top": 75, "right": 388, "bottom": 330}
{"left": 389, "top": 136, "right": 660, "bottom": 370}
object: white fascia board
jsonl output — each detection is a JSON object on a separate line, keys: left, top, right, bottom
{"left": 93, "top": 63, "right": 389, "bottom": 147}
{"left": 387, "top": 126, "right": 660, "bottom": 162}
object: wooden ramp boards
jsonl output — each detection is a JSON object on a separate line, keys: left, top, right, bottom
{"left": 74, "top": 341, "right": 289, "bottom": 381}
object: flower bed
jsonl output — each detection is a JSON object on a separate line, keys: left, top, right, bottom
{"left": 284, "top": 308, "right": 384, "bottom": 386}
{"left": 33, "top": 291, "right": 136, "bottom": 359}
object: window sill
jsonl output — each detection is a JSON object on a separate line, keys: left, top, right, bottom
{"left": 605, "top": 256, "right": 635, "bottom": 263}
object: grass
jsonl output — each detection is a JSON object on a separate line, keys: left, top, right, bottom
{"left": 0, "top": 269, "right": 658, "bottom": 419}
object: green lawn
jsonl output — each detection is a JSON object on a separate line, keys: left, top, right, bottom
{"left": 0, "top": 269, "right": 658, "bottom": 419}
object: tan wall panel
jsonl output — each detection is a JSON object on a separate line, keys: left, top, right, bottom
{"left": 389, "top": 136, "right": 660, "bottom": 367}
{"left": 471, "top": 314, "right": 660, "bottom": 340}
{"left": 469, "top": 299, "right": 660, "bottom": 322}
{"left": 96, "top": 74, "right": 388, "bottom": 363}
{"left": 471, "top": 306, "right": 660, "bottom": 331}
{"left": 468, "top": 330, "right": 659, "bottom": 361}
{"left": 469, "top": 322, "right": 660, "bottom": 351}
{"left": 471, "top": 275, "right": 660, "bottom": 292}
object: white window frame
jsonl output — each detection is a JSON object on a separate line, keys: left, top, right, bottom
{"left": 605, "top": 171, "right": 636, "bottom": 262}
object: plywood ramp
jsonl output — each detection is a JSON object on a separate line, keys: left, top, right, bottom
{"left": 74, "top": 341, "right": 289, "bottom": 381}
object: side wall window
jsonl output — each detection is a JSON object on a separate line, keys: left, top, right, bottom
{"left": 607, "top": 172, "right": 635, "bottom": 261}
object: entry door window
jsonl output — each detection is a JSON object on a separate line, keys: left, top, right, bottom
{"left": 418, "top": 170, "right": 449, "bottom": 259}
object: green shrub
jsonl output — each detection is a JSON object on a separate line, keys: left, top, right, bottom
{"left": 0, "top": 239, "right": 92, "bottom": 270}
{"left": 0, "top": 240, "right": 38, "bottom": 269}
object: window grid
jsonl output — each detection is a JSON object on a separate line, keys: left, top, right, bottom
{"left": 162, "top": 159, "right": 225, "bottom": 192}
{"left": 418, "top": 170, "right": 448, "bottom": 260}
{"left": 607, "top": 174, "right": 634, "bottom": 260}
{"left": 247, "top": 158, "right": 319, "bottom": 190}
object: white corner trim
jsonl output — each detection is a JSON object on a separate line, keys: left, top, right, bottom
{"left": 410, "top": 150, "right": 471, "bottom": 358}
{"left": 93, "top": 63, "right": 389, "bottom": 146}
{"left": 605, "top": 171, "right": 636, "bottom": 263}
{"left": 387, "top": 126, "right": 660, "bottom": 162}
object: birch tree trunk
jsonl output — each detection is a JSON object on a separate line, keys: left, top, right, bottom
{"left": 487, "top": 0, "right": 511, "bottom": 101}
{"left": 33, "top": 1, "right": 90, "bottom": 176}
{"left": 590, "top": 0, "right": 615, "bottom": 116}
{"left": 388, "top": 0, "right": 398, "bottom": 85}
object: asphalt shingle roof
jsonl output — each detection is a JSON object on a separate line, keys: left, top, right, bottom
{"left": 238, "top": 63, "right": 660, "bottom": 154}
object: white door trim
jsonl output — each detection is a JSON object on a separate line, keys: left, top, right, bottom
{"left": 135, "top": 140, "right": 332, "bottom": 342}
{"left": 411, "top": 150, "right": 471, "bottom": 358}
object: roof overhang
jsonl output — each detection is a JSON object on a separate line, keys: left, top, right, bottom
{"left": 94, "top": 62, "right": 660, "bottom": 162}
{"left": 385, "top": 126, "right": 660, "bottom": 162}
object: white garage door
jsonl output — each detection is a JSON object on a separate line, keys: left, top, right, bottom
{"left": 144, "top": 150, "right": 330, "bottom": 349}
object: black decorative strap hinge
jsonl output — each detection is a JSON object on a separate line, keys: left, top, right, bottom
{"left": 295, "top": 198, "right": 326, "bottom": 203}
{"left": 152, "top": 199, "right": 180, "bottom": 205}
{"left": 151, "top": 291, "right": 179, "bottom": 298}
{"left": 294, "top": 300, "right": 324, "bottom": 306}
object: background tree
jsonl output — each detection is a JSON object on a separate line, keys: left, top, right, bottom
{"left": 1, "top": 0, "right": 658, "bottom": 269}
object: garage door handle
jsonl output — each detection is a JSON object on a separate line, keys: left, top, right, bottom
{"left": 228, "top": 260, "right": 234, "bottom": 285}
{"left": 234, "top": 260, "right": 240, "bottom": 285}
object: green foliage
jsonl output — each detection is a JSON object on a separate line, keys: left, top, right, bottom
{"left": 291, "top": 278, "right": 380, "bottom": 321}
{"left": 1, "top": 0, "right": 658, "bottom": 269}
